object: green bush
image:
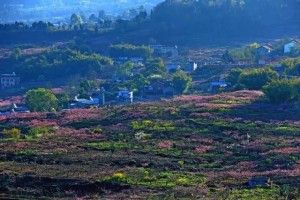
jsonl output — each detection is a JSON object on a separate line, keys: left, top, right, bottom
{"left": 238, "top": 68, "right": 279, "bottom": 90}
{"left": 2, "top": 128, "right": 21, "bottom": 139}
{"left": 263, "top": 78, "right": 300, "bottom": 103}
{"left": 27, "top": 126, "right": 51, "bottom": 139}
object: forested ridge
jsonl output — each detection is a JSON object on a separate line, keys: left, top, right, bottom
{"left": 146, "top": 0, "right": 300, "bottom": 43}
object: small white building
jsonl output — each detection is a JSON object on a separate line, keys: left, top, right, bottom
{"left": 284, "top": 40, "right": 299, "bottom": 54}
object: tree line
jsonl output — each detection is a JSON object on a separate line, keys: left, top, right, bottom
{"left": 146, "top": 0, "right": 300, "bottom": 43}
{"left": 227, "top": 57, "right": 300, "bottom": 103}
{"left": 10, "top": 48, "right": 113, "bottom": 81}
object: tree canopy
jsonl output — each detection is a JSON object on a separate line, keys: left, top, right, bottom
{"left": 25, "top": 88, "right": 58, "bottom": 112}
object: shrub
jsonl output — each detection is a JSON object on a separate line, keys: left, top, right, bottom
{"left": 263, "top": 78, "right": 300, "bottom": 103}
{"left": 27, "top": 126, "right": 51, "bottom": 138}
{"left": 2, "top": 128, "right": 21, "bottom": 139}
{"left": 238, "top": 68, "right": 279, "bottom": 90}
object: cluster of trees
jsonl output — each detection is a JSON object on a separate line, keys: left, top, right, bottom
{"left": 227, "top": 57, "right": 300, "bottom": 103}
{"left": 281, "top": 57, "right": 300, "bottom": 76}
{"left": 25, "top": 88, "right": 58, "bottom": 112}
{"left": 227, "top": 68, "right": 279, "bottom": 90}
{"left": 109, "top": 44, "right": 153, "bottom": 58}
{"left": 14, "top": 48, "right": 113, "bottom": 81}
{"left": 263, "top": 78, "right": 300, "bottom": 103}
{"left": 0, "top": 21, "right": 55, "bottom": 32}
{"left": 25, "top": 88, "right": 71, "bottom": 112}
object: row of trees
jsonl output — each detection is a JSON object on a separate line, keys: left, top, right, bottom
{"left": 0, "top": 21, "right": 55, "bottom": 32}
{"left": 14, "top": 48, "right": 113, "bottom": 81}
{"left": 263, "top": 78, "right": 300, "bottom": 103}
{"left": 109, "top": 44, "right": 153, "bottom": 59}
{"left": 227, "top": 68, "right": 279, "bottom": 90}
{"left": 227, "top": 56, "right": 300, "bottom": 103}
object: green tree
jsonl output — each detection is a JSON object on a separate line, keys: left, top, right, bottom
{"left": 144, "top": 58, "right": 165, "bottom": 76}
{"left": 25, "top": 88, "right": 58, "bottom": 112}
{"left": 172, "top": 71, "right": 192, "bottom": 94}
{"left": 226, "top": 68, "right": 243, "bottom": 88}
{"left": 127, "top": 74, "right": 149, "bottom": 94}
{"left": 56, "top": 92, "right": 70, "bottom": 109}
{"left": 109, "top": 44, "right": 153, "bottom": 59}
{"left": 11, "top": 48, "right": 22, "bottom": 60}
{"left": 79, "top": 80, "right": 96, "bottom": 98}
{"left": 263, "top": 78, "right": 300, "bottom": 103}
{"left": 70, "top": 13, "right": 83, "bottom": 28}
{"left": 238, "top": 68, "right": 279, "bottom": 90}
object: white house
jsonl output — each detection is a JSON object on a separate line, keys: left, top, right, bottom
{"left": 284, "top": 40, "right": 299, "bottom": 54}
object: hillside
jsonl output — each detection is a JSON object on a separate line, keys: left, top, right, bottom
{"left": 1, "top": 90, "right": 300, "bottom": 199}
{"left": 144, "top": 0, "right": 300, "bottom": 45}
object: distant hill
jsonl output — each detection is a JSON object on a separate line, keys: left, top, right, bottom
{"left": 0, "top": 0, "right": 163, "bottom": 23}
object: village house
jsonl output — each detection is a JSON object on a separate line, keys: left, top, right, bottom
{"left": 69, "top": 96, "right": 100, "bottom": 109}
{"left": 117, "top": 90, "right": 133, "bottom": 104}
{"left": 11, "top": 103, "right": 30, "bottom": 113}
{"left": 166, "top": 64, "right": 181, "bottom": 73}
{"left": 284, "top": 40, "right": 300, "bottom": 54}
{"left": 163, "top": 81, "right": 174, "bottom": 97}
{"left": 256, "top": 45, "right": 273, "bottom": 56}
{"left": 0, "top": 103, "right": 30, "bottom": 116}
{"left": 1, "top": 72, "right": 20, "bottom": 89}
{"left": 208, "top": 79, "right": 227, "bottom": 93}
{"left": 182, "top": 62, "right": 198, "bottom": 74}
{"left": 129, "top": 57, "right": 144, "bottom": 64}
{"left": 130, "top": 66, "right": 145, "bottom": 76}
{"left": 144, "top": 81, "right": 164, "bottom": 95}
{"left": 148, "top": 45, "right": 179, "bottom": 58}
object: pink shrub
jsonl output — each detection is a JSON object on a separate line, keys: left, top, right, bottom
{"left": 195, "top": 145, "right": 214, "bottom": 154}
{"left": 262, "top": 147, "right": 300, "bottom": 155}
{"left": 26, "top": 119, "right": 58, "bottom": 127}
{"left": 156, "top": 141, "right": 173, "bottom": 149}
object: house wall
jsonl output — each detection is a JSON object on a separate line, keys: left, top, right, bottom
{"left": 284, "top": 42, "right": 297, "bottom": 54}
{"left": 1, "top": 76, "right": 20, "bottom": 88}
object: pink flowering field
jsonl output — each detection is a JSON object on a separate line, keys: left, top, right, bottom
{"left": 0, "top": 90, "right": 299, "bottom": 199}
